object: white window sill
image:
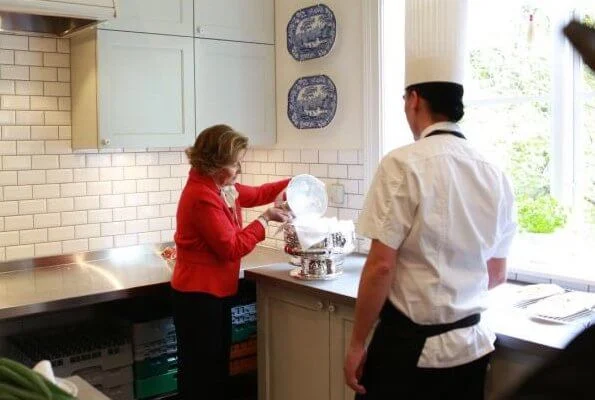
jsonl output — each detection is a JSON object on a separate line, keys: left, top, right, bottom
{"left": 508, "top": 266, "right": 595, "bottom": 292}
{"left": 506, "top": 229, "right": 595, "bottom": 292}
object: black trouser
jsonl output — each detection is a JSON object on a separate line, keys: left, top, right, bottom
{"left": 171, "top": 287, "right": 232, "bottom": 400}
{"left": 356, "top": 302, "right": 490, "bottom": 400}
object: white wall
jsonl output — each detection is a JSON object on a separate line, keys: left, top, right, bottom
{"left": 274, "top": 0, "right": 363, "bottom": 150}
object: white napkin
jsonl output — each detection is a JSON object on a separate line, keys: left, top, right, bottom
{"left": 33, "top": 360, "right": 78, "bottom": 396}
{"left": 293, "top": 216, "right": 332, "bottom": 249}
{"left": 33, "top": 360, "right": 56, "bottom": 384}
{"left": 292, "top": 217, "right": 355, "bottom": 250}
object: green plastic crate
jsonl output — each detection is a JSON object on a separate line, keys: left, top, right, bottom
{"left": 134, "top": 368, "right": 177, "bottom": 399}
{"left": 134, "top": 355, "right": 178, "bottom": 380}
{"left": 231, "top": 322, "right": 256, "bottom": 344}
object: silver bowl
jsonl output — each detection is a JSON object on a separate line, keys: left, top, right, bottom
{"left": 283, "top": 223, "right": 354, "bottom": 280}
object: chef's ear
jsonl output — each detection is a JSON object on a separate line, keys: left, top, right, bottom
{"left": 408, "top": 90, "right": 421, "bottom": 109}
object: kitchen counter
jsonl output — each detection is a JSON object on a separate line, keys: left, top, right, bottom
{"left": 0, "top": 244, "right": 590, "bottom": 353}
{"left": 0, "top": 244, "right": 287, "bottom": 320}
{"left": 245, "top": 255, "right": 593, "bottom": 352}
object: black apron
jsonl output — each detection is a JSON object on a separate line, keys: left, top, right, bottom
{"left": 356, "top": 302, "right": 482, "bottom": 399}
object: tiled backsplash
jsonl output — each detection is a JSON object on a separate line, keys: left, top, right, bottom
{"left": 0, "top": 33, "right": 365, "bottom": 261}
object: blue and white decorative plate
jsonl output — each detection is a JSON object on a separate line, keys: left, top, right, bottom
{"left": 288, "top": 75, "right": 337, "bottom": 129}
{"left": 287, "top": 4, "right": 336, "bottom": 62}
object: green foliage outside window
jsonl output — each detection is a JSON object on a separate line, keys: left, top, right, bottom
{"left": 518, "top": 195, "right": 567, "bottom": 233}
{"left": 466, "top": 5, "right": 595, "bottom": 231}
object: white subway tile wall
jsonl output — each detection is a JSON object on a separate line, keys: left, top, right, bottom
{"left": 0, "top": 34, "right": 366, "bottom": 261}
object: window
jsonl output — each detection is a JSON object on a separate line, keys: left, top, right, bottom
{"left": 378, "top": 0, "right": 595, "bottom": 281}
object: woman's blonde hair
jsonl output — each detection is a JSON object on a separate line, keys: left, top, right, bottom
{"left": 186, "top": 124, "right": 248, "bottom": 175}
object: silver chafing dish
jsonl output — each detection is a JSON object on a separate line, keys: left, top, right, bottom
{"left": 281, "top": 174, "right": 355, "bottom": 280}
{"left": 283, "top": 222, "right": 355, "bottom": 280}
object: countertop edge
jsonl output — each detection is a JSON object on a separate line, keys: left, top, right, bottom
{"left": 244, "top": 263, "right": 587, "bottom": 354}
{"left": 244, "top": 269, "right": 357, "bottom": 306}
{"left": 0, "top": 282, "right": 170, "bottom": 320}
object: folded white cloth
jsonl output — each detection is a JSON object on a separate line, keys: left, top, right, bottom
{"left": 33, "top": 360, "right": 78, "bottom": 396}
{"left": 33, "top": 360, "right": 55, "bottom": 384}
{"left": 292, "top": 217, "right": 355, "bottom": 250}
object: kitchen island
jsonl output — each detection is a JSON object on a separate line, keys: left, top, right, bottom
{"left": 245, "top": 255, "right": 593, "bottom": 400}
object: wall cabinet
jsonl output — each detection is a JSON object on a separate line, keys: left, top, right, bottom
{"left": 195, "top": 39, "right": 276, "bottom": 146}
{"left": 100, "top": 0, "right": 194, "bottom": 36}
{"left": 256, "top": 284, "right": 355, "bottom": 400}
{"left": 71, "top": 1, "right": 276, "bottom": 149}
{"left": 194, "top": 0, "right": 275, "bottom": 44}
{"left": 71, "top": 29, "right": 195, "bottom": 149}
{"left": 100, "top": 0, "right": 275, "bottom": 43}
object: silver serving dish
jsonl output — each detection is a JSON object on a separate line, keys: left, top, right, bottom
{"left": 283, "top": 223, "right": 354, "bottom": 280}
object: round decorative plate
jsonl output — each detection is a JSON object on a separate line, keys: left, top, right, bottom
{"left": 287, "top": 4, "right": 336, "bottom": 61}
{"left": 288, "top": 74, "right": 337, "bottom": 129}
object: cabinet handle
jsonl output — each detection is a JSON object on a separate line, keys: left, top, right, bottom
{"left": 196, "top": 26, "right": 202, "bottom": 34}
{"left": 102, "top": 138, "right": 111, "bottom": 146}
{"left": 328, "top": 304, "right": 336, "bottom": 313}
{"left": 315, "top": 301, "right": 324, "bottom": 311}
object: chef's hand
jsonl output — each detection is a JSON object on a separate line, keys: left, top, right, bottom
{"left": 344, "top": 343, "right": 367, "bottom": 394}
{"left": 262, "top": 207, "right": 290, "bottom": 223}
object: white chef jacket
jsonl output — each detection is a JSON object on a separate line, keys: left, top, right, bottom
{"left": 358, "top": 122, "right": 516, "bottom": 368}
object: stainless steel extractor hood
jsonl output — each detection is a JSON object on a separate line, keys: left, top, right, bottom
{"left": 0, "top": 0, "right": 117, "bottom": 37}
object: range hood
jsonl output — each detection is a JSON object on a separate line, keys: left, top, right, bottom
{"left": 0, "top": 0, "right": 117, "bottom": 37}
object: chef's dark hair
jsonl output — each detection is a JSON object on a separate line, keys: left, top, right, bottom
{"left": 406, "top": 82, "right": 465, "bottom": 122}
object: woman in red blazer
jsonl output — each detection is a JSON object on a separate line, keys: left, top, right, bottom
{"left": 171, "top": 124, "right": 290, "bottom": 399}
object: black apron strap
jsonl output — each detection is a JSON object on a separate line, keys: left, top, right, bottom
{"left": 379, "top": 301, "right": 480, "bottom": 337}
{"left": 425, "top": 129, "right": 466, "bottom": 140}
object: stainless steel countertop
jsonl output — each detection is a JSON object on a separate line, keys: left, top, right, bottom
{"left": 245, "top": 256, "right": 591, "bottom": 352}
{"left": 0, "top": 244, "right": 288, "bottom": 320}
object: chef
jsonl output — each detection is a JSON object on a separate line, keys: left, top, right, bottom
{"left": 344, "top": 0, "right": 517, "bottom": 399}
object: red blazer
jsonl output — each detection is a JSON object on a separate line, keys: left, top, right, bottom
{"left": 172, "top": 168, "right": 290, "bottom": 297}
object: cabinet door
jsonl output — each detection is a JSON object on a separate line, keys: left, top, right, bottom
{"left": 100, "top": 0, "right": 194, "bottom": 36}
{"left": 194, "top": 0, "right": 274, "bottom": 44}
{"left": 195, "top": 39, "right": 275, "bottom": 146}
{"left": 257, "top": 285, "right": 330, "bottom": 400}
{"left": 330, "top": 303, "right": 356, "bottom": 400}
{"left": 97, "top": 30, "right": 195, "bottom": 149}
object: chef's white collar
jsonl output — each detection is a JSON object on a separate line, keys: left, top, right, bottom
{"left": 419, "top": 122, "right": 463, "bottom": 140}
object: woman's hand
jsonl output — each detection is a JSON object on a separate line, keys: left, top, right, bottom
{"left": 274, "top": 190, "right": 287, "bottom": 208}
{"left": 262, "top": 207, "right": 290, "bottom": 223}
